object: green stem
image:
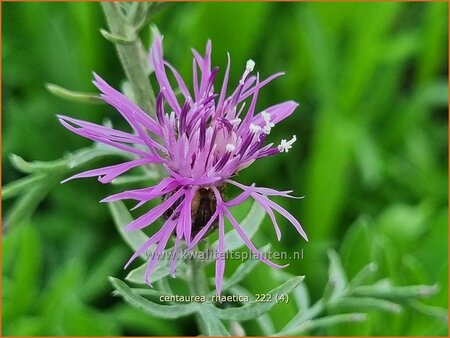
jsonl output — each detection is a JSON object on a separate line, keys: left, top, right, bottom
{"left": 188, "top": 257, "right": 210, "bottom": 335}
{"left": 101, "top": 2, "right": 155, "bottom": 116}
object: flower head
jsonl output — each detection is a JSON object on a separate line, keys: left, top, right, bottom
{"left": 58, "top": 35, "right": 307, "bottom": 295}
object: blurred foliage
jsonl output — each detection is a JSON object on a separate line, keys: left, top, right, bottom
{"left": 2, "top": 1, "right": 448, "bottom": 336}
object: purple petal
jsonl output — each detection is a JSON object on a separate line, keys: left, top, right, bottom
{"left": 164, "top": 61, "right": 191, "bottom": 100}
{"left": 216, "top": 53, "right": 231, "bottom": 116}
{"left": 149, "top": 36, "right": 181, "bottom": 114}
{"left": 215, "top": 211, "right": 226, "bottom": 295}
{"left": 252, "top": 101, "right": 299, "bottom": 126}
{"left": 101, "top": 177, "right": 179, "bottom": 202}
{"left": 188, "top": 210, "right": 219, "bottom": 250}
{"left": 93, "top": 73, "right": 161, "bottom": 135}
{"left": 254, "top": 193, "right": 308, "bottom": 241}
{"left": 58, "top": 117, "right": 150, "bottom": 157}
{"left": 252, "top": 193, "right": 282, "bottom": 241}
{"left": 125, "top": 188, "right": 185, "bottom": 231}
{"left": 182, "top": 188, "right": 195, "bottom": 246}
{"left": 62, "top": 158, "right": 156, "bottom": 184}
{"left": 144, "top": 218, "right": 178, "bottom": 285}
{"left": 239, "top": 72, "right": 285, "bottom": 102}
{"left": 223, "top": 207, "right": 288, "bottom": 269}
{"left": 57, "top": 115, "right": 143, "bottom": 144}
{"left": 124, "top": 227, "right": 165, "bottom": 269}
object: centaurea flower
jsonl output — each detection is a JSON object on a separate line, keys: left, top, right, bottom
{"left": 58, "top": 35, "right": 307, "bottom": 295}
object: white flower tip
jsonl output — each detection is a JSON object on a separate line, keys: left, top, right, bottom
{"left": 278, "top": 135, "right": 297, "bottom": 153}
{"left": 226, "top": 143, "right": 236, "bottom": 152}
{"left": 249, "top": 123, "right": 262, "bottom": 134}
{"left": 246, "top": 59, "right": 255, "bottom": 72}
{"left": 261, "top": 111, "right": 275, "bottom": 134}
{"left": 263, "top": 125, "right": 272, "bottom": 135}
{"left": 230, "top": 118, "right": 242, "bottom": 125}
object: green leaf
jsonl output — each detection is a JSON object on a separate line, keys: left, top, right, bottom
{"left": 2, "top": 174, "right": 46, "bottom": 200}
{"left": 111, "top": 304, "right": 182, "bottom": 336}
{"left": 270, "top": 269, "right": 310, "bottom": 312}
{"left": 407, "top": 300, "right": 448, "bottom": 322}
{"left": 9, "top": 146, "right": 122, "bottom": 175}
{"left": 348, "top": 262, "right": 378, "bottom": 288}
{"left": 340, "top": 216, "right": 376, "bottom": 278}
{"left": 4, "top": 224, "right": 42, "bottom": 320}
{"left": 228, "top": 285, "right": 276, "bottom": 336}
{"left": 109, "top": 277, "right": 197, "bottom": 319}
{"left": 108, "top": 201, "right": 149, "bottom": 256}
{"left": 80, "top": 246, "right": 129, "bottom": 302}
{"left": 352, "top": 280, "right": 439, "bottom": 299}
{"left": 276, "top": 313, "right": 367, "bottom": 336}
{"left": 9, "top": 153, "right": 66, "bottom": 174}
{"left": 4, "top": 180, "right": 56, "bottom": 232}
{"left": 196, "top": 303, "right": 230, "bottom": 336}
{"left": 213, "top": 201, "right": 265, "bottom": 252}
{"left": 118, "top": 288, "right": 172, "bottom": 299}
{"left": 40, "top": 259, "right": 85, "bottom": 333}
{"left": 214, "top": 276, "right": 304, "bottom": 321}
{"left": 61, "top": 294, "right": 121, "bottom": 335}
{"left": 46, "top": 83, "right": 104, "bottom": 104}
{"left": 67, "top": 145, "right": 124, "bottom": 169}
{"left": 329, "top": 296, "right": 402, "bottom": 314}
{"left": 100, "top": 28, "right": 135, "bottom": 45}
{"left": 279, "top": 300, "right": 325, "bottom": 335}
{"left": 324, "top": 250, "right": 348, "bottom": 301}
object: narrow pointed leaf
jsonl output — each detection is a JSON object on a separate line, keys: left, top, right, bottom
{"left": 329, "top": 296, "right": 402, "bottom": 314}
{"left": 352, "top": 283, "right": 439, "bottom": 299}
{"left": 228, "top": 285, "right": 275, "bottom": 335}
{"left": 100, "top": 29, "right": 135, "bottom": 45}
{"left": 349, "top": 262, "right": 378, "bottom": 288}
{"left": 196, "top": 304, "right": 230, "bottom": 336}
{"left": 214, "top": 276, "right": 304, "bottom": 321}
{"left": 109, "top": 277, "right": 196, "bottom": 319}
{"left": 2, "top": 175, "right": 46, "bottom": 200}
{"left": 9, "top": 154, "right": 66, "bottom": 174}
{"left": 325, "top": 249, "right": 348, "bottom": 301}
{"left": 276, "top": 313, "right": 367, "bottom": 336}
{"left": 46, "top": 83, "right": 104, "bottom": 104}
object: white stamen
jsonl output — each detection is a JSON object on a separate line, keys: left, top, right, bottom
{"left": 249, "top": 123, "right": 262, "bottom": 134}
{"left": 262, "top": 111, "right": 271, "bottom": 123}
{"left": 263, "top": 125, "right": 272, "bottom": 135}
{"left": 246, "top": 59, "right": 255, "bottom": 72}
{"left": 237, "top": 102, "right": 246, "bottom": 117}
{"left": 278, "top": 135, "right": 297, "bottom": 153}
{"left": 230, "top": 118, "right": 242, "bottom": 125}
{"left": 261, "top": 111, "right": 275, "bottom": 134}
{"left": 240, "top": 59, "right": 256, "bottom": 84}
{"left": 226, "top": 144, "right": 236, "bottom": 152}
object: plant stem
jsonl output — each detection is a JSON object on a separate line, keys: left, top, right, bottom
{"left": 188, "top": 257, "right": 210, "bottom": 335}
{"left": 101, "top": 2, "right": 155, "bottom": 116}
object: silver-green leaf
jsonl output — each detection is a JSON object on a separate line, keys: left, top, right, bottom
{"left": 195, "top": 303, "right": 230, "bottom": 336}
{"left": 214, "top": 276, "right": 304, "bottom": 321}
{"left": 109, "top": 277, "right": 197, "bottom": 319}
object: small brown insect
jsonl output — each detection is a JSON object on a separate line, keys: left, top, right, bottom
{"left": 163, "top": 185, "right": 226, "bottom": 239}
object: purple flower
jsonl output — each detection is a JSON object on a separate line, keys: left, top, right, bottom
{"left": 58, "top": 35, "right": 307, "bottom": 295}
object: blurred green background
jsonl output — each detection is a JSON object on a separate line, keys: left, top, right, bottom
{"left": 2, "top": 2, "right": 448, "bottom": 336}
